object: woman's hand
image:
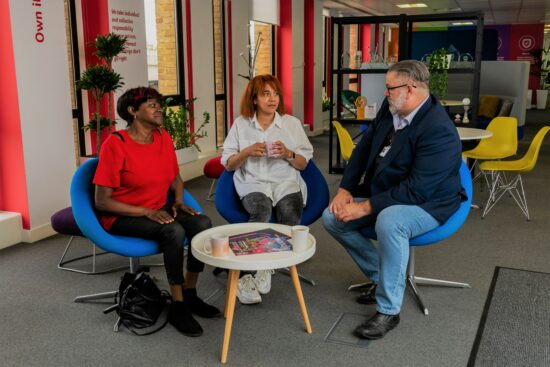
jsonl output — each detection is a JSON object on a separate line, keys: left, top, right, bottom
{"left": 145, "top": 209, "right": 175, "bottom": 224}
{"left": 171, "top": 200, "right": 200, "bottom": 217}
{"left": 269, "top": 140, "right": 287, "bottom": 158}
{"left": 245, "top": 142, "right": 267, "bottom": 157}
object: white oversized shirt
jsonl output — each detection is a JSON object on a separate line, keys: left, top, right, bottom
{"left": 221, "top": 112, "right": 314, "bottom": 206}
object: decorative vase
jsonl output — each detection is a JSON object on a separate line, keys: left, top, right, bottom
{"left": 176, "top": 146, "right": 199, "bottom": 164}
{"left": 536, "top": 89, "right": 548, "bottom": 110}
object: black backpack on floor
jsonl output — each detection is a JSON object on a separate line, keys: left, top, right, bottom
{"left": 104, "top": 271, "right": 171, "bottom": 335}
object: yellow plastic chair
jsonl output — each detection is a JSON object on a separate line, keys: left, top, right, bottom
{"left": 332, "top": 120, "right": 355, "bottom": 161}
{"left": 463, "top": 116, "right": 518, "bottom": 189}
{"left": 479, "top": 126, "right": 550, "bottom": 220}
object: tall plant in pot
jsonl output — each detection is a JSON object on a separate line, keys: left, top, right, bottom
{"left": 162, "top": 97, "right": 210, "bottom": 163}
{"left": 92, "top": 33, "right": 128, "bottom": 131}
{"left": 76, "top": 65, "right": 123, "bottom": 153}
{"left": 427, "top": 48, "right": 449, "bottom": 102}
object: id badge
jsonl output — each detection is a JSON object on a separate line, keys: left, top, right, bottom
{"left": 379, "top": 145, "right": 391, "bottom": 157}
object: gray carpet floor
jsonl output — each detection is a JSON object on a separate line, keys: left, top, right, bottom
{"left": 1, "top": 114, "right": 550, "bottom": 366}
{"left": 468, "top": 267, "right": 550, "bottom": 367}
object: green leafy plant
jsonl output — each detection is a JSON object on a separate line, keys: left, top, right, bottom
{"left": 76, "top": 65, "right": 123, "bottom": 152}
{"left": 92, "top": 33, "right": 127, "bottom": 131}
{"left": 427, "top": 48, "right": 449, "bottom": 101}
{"left": 162, "top": 97, "right": 210, "bottom": 152}
{"left": 82, "top": 113, "right": 114, "bottom": 132}
{"left": 322, "top": 91, "right": 333, "bottom": 112}
{"left": 530, "top": 47, "right": 550, "bottom": 90}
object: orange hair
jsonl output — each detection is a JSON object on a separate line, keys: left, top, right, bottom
{"left": 239, "top": 74, "right": 286, "bottom": 118}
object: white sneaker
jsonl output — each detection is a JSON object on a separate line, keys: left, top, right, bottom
{"left": 237, "top": 274, "right": 262, "bottom": 304}
{"left": 254, "top": 269, "right": 275, "bottom": 295}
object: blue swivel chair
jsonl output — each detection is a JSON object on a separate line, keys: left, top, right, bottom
{"left": 70, "top": 158, "right": 202, "bottom": 303}
{"left": 350, "top": 161, "right": 473, "bottom": 315}
{"left": 215, "top": 160, "right": 329, "bottom": 285}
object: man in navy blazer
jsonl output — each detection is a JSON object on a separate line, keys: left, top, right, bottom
{"left": 323, "top": 60, "right": 462, "bottom": 339}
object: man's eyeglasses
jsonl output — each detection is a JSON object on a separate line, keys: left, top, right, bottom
{"left": 385, "top": 84, "right": 416, "bottom": 92}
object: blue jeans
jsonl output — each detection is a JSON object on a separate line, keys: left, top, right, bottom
{"left": 322, "top": 199, "right": 439, "bottom": 315}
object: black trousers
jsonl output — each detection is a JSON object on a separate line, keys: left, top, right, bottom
{"left": 109, "top": 206, "right": 212, "bottom": 285}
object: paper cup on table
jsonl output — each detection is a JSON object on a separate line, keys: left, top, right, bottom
{"left": 291, "top": 225, "right": 309, "bottom": 252}
{"left": 205, "top": 234, "right": 229, "bottom": 257}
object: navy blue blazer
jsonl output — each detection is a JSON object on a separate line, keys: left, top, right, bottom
{"left": 340, "top": 95, "right": 462, "bottom": 223}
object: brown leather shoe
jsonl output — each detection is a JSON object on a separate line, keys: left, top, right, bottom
{"left": 354, "top": 312, "right": 400, "bottom": 340}
{"left": 356, "top": 283, "right": 377, "bottom": 304}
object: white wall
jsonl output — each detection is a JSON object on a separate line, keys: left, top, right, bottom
{"left": 189, "top": 0, "right": 217, "bottom": 154}
{"left": 230, "top": 0, "right": 251, "bottom": 121}
{"left": 9, "top": 0, "right": 75, "bottom": 241}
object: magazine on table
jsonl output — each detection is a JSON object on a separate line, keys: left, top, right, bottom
{"left": 229, "top": 228, "right": 292, "bottom": 256}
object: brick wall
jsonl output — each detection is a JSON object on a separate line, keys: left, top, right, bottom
{"left": 156, "top": 0, "right": 177, "bottom": 95}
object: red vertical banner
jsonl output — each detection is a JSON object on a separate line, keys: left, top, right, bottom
{"left": 360, "top": 24, "right": 371, "bottom": 63}
{"left": 276, "top": 0, "right": 292, "bottom": 114}
{"left": 508, "top": 24, "right": 544, "bottom": 90}
{"left": 81, "top": 0, "right": 110, "bottom": 120}
{"left": 0, "top": 0, "right": 30, "bottom": 228}
{"left": 303, "top": 0, "right": 313, "bottom": 129}
{"left": 226, "top": 0, "right": 234, "bottom": 124}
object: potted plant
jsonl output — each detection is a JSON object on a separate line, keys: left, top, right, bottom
{"left": 91, "top": 33, "right": 127, "bottom": 131}
{"left": 530, "top": 47, "right": 550, "bottom": 109}
{"left": 321, "top": 89, "right": 333, "bottom": 131}
{"left": 76, "top": 64, "right": 123, "bottom": 154}
{"left": 82, "top": 113, "right": 115, "bottom": 153}
{"left": 162, "top": 97, "right": 210, "bottom": 164}
{"left": 427, "top": 48, "right": 449, "bottom": 102}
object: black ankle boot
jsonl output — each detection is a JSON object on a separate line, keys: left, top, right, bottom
{"left": 183, "top": 288, "right": 222, "bottom": 318}
{"left": 168, "top": 301, "right": 203, "bottom": 337}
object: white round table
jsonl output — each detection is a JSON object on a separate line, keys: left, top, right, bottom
{"left": 191, "top": 223, "right": 316, "bottom": 363}
{"left": 456, "top": 127, "right": 493, "bottom": 141}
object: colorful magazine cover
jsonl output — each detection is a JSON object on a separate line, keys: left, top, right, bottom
{"left": 229, "top": 228, "right": 292, "bottom": 256}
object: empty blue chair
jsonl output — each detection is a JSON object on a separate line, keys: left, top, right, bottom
{"left": 70, "top": 158, "right": 202, "bottom": 302}
{"left": 351, "top": 161, "right": 472, "bottom": 315}
{"left": 215, "top": 160, "right": 329, "bottom": 285}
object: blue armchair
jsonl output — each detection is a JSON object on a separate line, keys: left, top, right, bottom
{"left": 70, "top": 158, "right": 202, "bottom": 303}
{"left": 351, "top": 161, "right": 473, "bottom": 315}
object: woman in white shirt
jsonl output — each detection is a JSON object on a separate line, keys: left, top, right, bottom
{"left": 221, "top": 74, "right": 314, "bottom": 304}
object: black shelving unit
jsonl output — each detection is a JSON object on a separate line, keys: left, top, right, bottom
{"left": 328, "top": 12, "right": 484, "bottom": 174}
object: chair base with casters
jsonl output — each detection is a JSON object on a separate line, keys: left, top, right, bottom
{"left": 52, "top": 207, "right": 129, "bottom": 275}
{"left": 350, "top": 161, "right": 473, "bottom": 315}
{"left": 70, "top": 159, "right": 203, "bottom": 316}
{"left": 479, "top": 126, "right": 550, "bottom": 220}
{"left": 215, "top": 160, "right": 330, "bottom": 286}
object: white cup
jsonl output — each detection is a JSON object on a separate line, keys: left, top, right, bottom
{"left": 291, "top": 225, "right": 309, "bottom": 253}
{"left": 205, "top": 234, "right": 229, "bottom": 257}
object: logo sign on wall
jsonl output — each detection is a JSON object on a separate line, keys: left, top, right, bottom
{"left": 518, "top": 35, "right": 535, "bottom": 51}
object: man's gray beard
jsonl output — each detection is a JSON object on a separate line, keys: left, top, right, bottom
{"left": 389, "top": 104, "right": 397, "bottom": 114}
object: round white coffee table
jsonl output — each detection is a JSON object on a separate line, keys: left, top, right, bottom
{"left": 191, "top": 223, "right": 316, "bottom": 364}
{"left": 456, "top": 126, "right": 493, "bottom": 141}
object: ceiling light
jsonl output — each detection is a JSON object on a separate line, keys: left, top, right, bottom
{"left": 397, "top": 3, "right": 428, "bottom": 9}
{"left": 451, "top": 21, "right": 474, "bottom": 26}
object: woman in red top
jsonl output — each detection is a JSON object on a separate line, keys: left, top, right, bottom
{"left": 94, "top": 87, "right": 219, "bottom": 337}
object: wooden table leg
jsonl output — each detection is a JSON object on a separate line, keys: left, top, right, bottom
{"left": 224, "top": 270, "right": 238, "bottom": 319}
{"left": 289, "top": 265, "right": 312, "bottom": 334}
{"left": 221, "top": 269, "right": 239, "bottom": 364}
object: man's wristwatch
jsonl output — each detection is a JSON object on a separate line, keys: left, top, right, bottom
{"left": 287, "top": 150, "right": 295, "bottom": 161}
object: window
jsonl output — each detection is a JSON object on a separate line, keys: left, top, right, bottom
{"left": 213, "top": 0, "right": 228, "bottom": 147}
{"left": 250, "top": 21, "right": 274, "bottom": 76}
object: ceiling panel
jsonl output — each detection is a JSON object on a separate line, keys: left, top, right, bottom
{"left": 323, "top": 0, "right": 550, "bottom": 25}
